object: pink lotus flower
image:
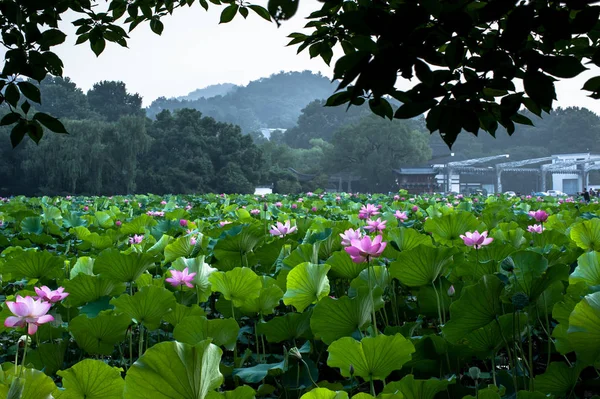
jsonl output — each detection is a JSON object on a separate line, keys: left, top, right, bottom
{"left": 473, "top": 198, "right": 479, "bottom": 203}
{"left": 358, "top": 204, "right": 380, "bottom": 220}
{"left": 275, "top": 202, "right": 283, "bottom": 208}
{"left": 219, "top": 221, "right": 232, "bottom": 227}
{"left": 447, "top": 285, "right": 455, "bottom": 297}
{"left": 34, "top": 286, "right": 69, "bottom": 303}
{"left": 190, "top": 236, "right": 198, "bottom": 246}
{"left": 412, "top": 205, "right": 419, "bottom": 212}
{"left": 307, "top": 192, "right": 314, "bottom": 197}
{"left": 395, "top": 211, "right": 408, "bottom": 221}
{"left": 529, "top": 210, "right": 548, "bottom": 222}
{"left": 527, "top": 224, "right": 544, "bottom": 234}
{"left": 186, "top": 205, "right": 192, "bottom": 210}
{"left": 460, "top": 230, "right": 493, "bottom": 249}
{"left": 291, "top": 203, "right": 297, "bottom": 209}
{"left": 129, "top": 234, "right": 143, "bottom": 244}
{"left": 115, "top": 220, "right": 122, "bottom": 227}
{"left": 311, "top": 206, "right": 318, "bottom": 212}
{"left": 4, "top": 295, "right": 54, "bottom": 335}
{"left": 161, "top": 201, "right": 167, "bottom": 205}
{"left": 269, "top": 221, "right": 297, "bottom": 237}
{"left": 166, "top": 267, "right": 196, "bottom": 288}
{"left": 66, "top": 196, "right": 72, "bottom": 200}
{"left": 393, "top": 195, "right": 400, "bottom": 201}
{"left": 364, "top": 218, "right": 387, "bottom": 233}
{"left": 250, "top": 209, "right": 260, "bottom": 215}
{"left": 83, "top": 206, "right": 89, "bottom": 211}
{"left": 298, "top": 198, "right": 303, "bottom": 202}
{"left": 340, "top": 228, "right": 362, "bottom": 246}
{"left": 336, "top": 196, "right": 341, "bottom": 201}
{"left": 526, "top": 195, "right": 532, "bottom": 200}
{"left": 180, "top": 219, "right": 188, "bottom": 227}
{"left": 409, "top": 198, "right": 415, "bottom": 203}
{"left": 345, "top": 235, "right": 387, "bottom": 263}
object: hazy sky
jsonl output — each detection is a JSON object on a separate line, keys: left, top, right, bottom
{"left": 54, "top": 1, "right": 600, "bottom": 113}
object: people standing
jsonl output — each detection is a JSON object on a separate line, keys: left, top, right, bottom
{"left": 583, "top": 187, "right": 591, "bottom": 203}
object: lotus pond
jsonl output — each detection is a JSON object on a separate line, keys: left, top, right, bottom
{"left": 0, "top": 192, "right": 599, "bottom": 399}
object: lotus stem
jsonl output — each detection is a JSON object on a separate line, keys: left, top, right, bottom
{"left": 231, "top": 302, "right": 238, "bottom": 365}
{"left": 19, "top": 336, "right": 29, "bottom": 378}
{"left": 129, "top": 327, "right": 133, "bottom": 366}
{"left": 367, "top": 257, "right": 378, "bottom": 336}
{"left": 527, "top": 315, "right": 534, "bottom": 390}
{"left": 301, "top": 359, "right": 319, "bottom": 388}
{"left": 138, "top": 324, "right": 144, "bottom": 359}
{"left": 495, "top": 316, "right": 518, "bottom": 391}
{"left": 432, "top": 281, "right": 443, "bottom": 328}
{"left": 370, "top": 377, "right": 376, "bottom": 396}
{"left": 491, "top": 351, "right": 497, "bottom": 386}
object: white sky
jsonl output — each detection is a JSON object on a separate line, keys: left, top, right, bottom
{"left": 53, "top": 1, "right": 600, "bottom": 113}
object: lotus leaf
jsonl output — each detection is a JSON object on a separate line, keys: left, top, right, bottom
{"left": 283, "top": 262, "right": 331, "bottom": 312}
{"left": 55, "top": 359, "right": 124, "bottom": 399}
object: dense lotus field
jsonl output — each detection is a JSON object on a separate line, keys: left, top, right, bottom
{"left": 1, "top": 191, "right": 600, "bottom": 398}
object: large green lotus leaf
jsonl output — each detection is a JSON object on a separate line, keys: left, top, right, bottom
{"left": 94, "top": 211, "right": 113, "bottom": 229}
{"left": 232, "top": 361, "right": 286, "bottom": 384}
{"left": 62, "top": 212, "right": 87, "bottom": 228}
{"left": 327, "top": 334, "right": 415, "bottom": 381}
{"left": 69, "top": 256, "right": 94, "bottom": 279}
{"left": 252, "top": 239, "right": 284, "bottom": 274}
{"left": 349, "top": 266, "right": 390, "bottom": 293}
{"left": 462, "top": 388, "right": 501, "bottom": 399}
{"left": 567, "top": 291, "right": 600, "bottom": 364}
{"left": 55, "top": 359, "right": 124, "bottom": 399}
{"left": 423, "top": 211, "right": 482, "bottom": 246}
{"left": 490, "top": 222, "right": 526, "bottom": 249}
{"left": 147, "top": 234, "right": 173, "bottom": 255}
{"left": 63, "top": 274, "right": 126, "bottom": 307}
{"left": 213, "top": 224, "right": 264, "bottom": 266}
{"left": 110, "top": 285, "right": 176, "bottom": 330}
{"left": 283, "top": 244, "right": 315, "bottom": 270}
{"left": 389, "top": 246, "right": 455, "bottom": 287}
{"left": 164, "top": 303, "right": 206, "bottom": 327}
{"left": 531, "top": 230, "right": 571, "bottom": 249}
{"left": 206, "top": 385, "right": 256, "bottom": 399}
{"left": 534, "top": 362, "right": 582, "bottom": 397}
{"left": 299, "top": 388, "right": 349, "bottom": 399}
{"left": 239, "top": 276, "right": 284, "bottom": 316}
{"left": 71, "top": 226, "right": 114, "bottom": 250}
{"left": 174, "top": 316, "right": 239, "bottom": 350}
{"left": 442, "top": 275, "right": 503, "bottom": 344}
{"left": 570, "top": 251, "right": 600, "bottom": 288}
{"left": 27, "top": 341, "right": 66, "bottom": 376}
{"left": 534, "top": 281, "right": 564, "bottom": 316}
{"left": 551, "top": 282, "right": 588, "bottom": 355}
{"left": 151, "top": 219, "right": 183, "bottom": 240}
{"left": 120, "top": 214, "right": 157, "bottom": 235}
{"left": 480, "top": 203, "right": 511, "bottom": 229}
{"left": 464, "top": 313, "right": 528, "bottom": 353}
{"left": 382, "top": 374, "right": 453, "bottom": 399}
{"left": 69, "top": 312, "right": 131, "bottom": 355}
{"left": 0, "top": 368, "right": 56, "bottom": 399}
{"left": 387, "top": 227, "right": 434, "bottom": 252}
{"left": 20, "top": 216, "right": 43, "bottom": 234}
{"left": 256, "top": 311, "right": 312, "bottom": 343}
{"left": 2, "top": 250, "right": 63, "bottom": 280}
{"left": 311, "top": 294, "right": 372, "bottom": 344}
{"left": 570, "top": 218, "right": 600, "bottom": 251}
{"left": 165, "top": 236, "right": 196, "bottom": 263}
{"left": 325, "top": 251, "right": 366, "bottom": 280}
{"left": 504, "top": 251, "right": 569, "bottom": 303}
{"left": 124, "top": 340, "right": 223, "bottom": 399}
{"left": 94, "top": 248, "right": 157, "bottom": 282}
{"left": 283, "top": 262, "right": 331, "bottom": 312}
{"left": 209, "top": 267, "right": 261, "bottom": 307}
{"left": 173, "top": 255, "right": 217, "bottom": 303}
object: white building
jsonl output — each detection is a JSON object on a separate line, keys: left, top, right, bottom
{"left": 551, "top": 153, "right": 599, "bottom": 194}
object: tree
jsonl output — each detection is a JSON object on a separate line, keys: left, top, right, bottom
{"left": 87, "top": 81, "right": 144, "bottom": 122}
{"left": 36, "top": 76, "right": 96, "bottom": 120}
{"left": 2, "top": 1, "right": 600, "bottom": 149}
{"left": 324, "top": 115, "right": 431, "bottom": 192}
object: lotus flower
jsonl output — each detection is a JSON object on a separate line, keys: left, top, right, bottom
{"left": 311, "top": 206, "right": 318, "bottom": 212}
{"left": 4, "top": 295, "right": 54, "bottom": 335}
{"left": 180, "top": 219, "right": 188, "bottom": 227}
{"left": 395, "top": 211, "right": 408, "bottom": 221}
{"left": 115, "top": 220, "right": 122, "bottom": 227}
{"left": 269, "top": 221, "right": 297, "bottom": 237}
{"left": 129, "top": 234, "right": 143, "bottom": 244}
{"left": 460, "top": 230, "right": 493, "bottom": 249}
{"left": 291, "top": 204, "right": 297, "bottom": 209}
{"left": 166, "top": 267, "right": 196, "bottom": 288}
{"left": 364, "top": 218, "right": 387, "bottom": 233}
{"left": 393, "top": 195, "right": 400, "bottom": 201}
{"left": 219, "top": 221, "right": 232, "bottom": 227}
{"left": 275, "top": 202, "right": 283, "bottom": 208}
{"left": 358, "top": 204, "right": 380, "bottom": 220}
{"left": 340, "top": 228, "right": 362, "bottom": 246}
{"left": 250, "top": 209, "right": 260, "bottom": 215}
{"left": 345, "top": 235, "right": 387, "bottom": 263}
{"left": 161, "top": 201, "right": 167, "bottom": 205}
{"left": 447, "top": 285, "right": 455, "bottom": 297}
{"left": 527, "top": 224, "right": 544, "bottom": 234}
{"left": 412, "top": 205, "right": 419, "bottom": 212}
{"left": 190, "top": 236, "right": 198, "bottom": 246}
{"left": 34, "top": 286, "right": 69, "bottom": 303}
{"left": 528, "top": 210, "right": 548, "bottom": 222}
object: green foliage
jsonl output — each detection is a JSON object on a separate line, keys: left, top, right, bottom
{"left": 56, "top": 359, "right": 125, "bottom": 399}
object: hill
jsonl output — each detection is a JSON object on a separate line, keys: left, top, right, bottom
{"left": 146, "top": 71, "right": 335, "bottom": 133}
{"left": 177, "top": 83, "right": 237, "bottom": 101}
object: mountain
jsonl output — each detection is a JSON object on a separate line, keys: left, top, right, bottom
{"left": 146, "top": 71, "right": 335, "bottom": 133}
{"left": 177, "top": 83, "right": 237, "bottom": 101}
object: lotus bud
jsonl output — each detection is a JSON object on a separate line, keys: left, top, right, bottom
{"left": 289, "top": 347, "right": 302, "bottom": 360}
{"left": 349, "top": 364, "right": 355, "bottom": 376}
{"left": 263, "top": 203, "right": 268, "bottom": 212}
{"left": 468, "top": 366, "right": 481, "bottom": 380}
{"left": 447, "top": 285, "right": 455, "bottom": 297}
{"left": 18, "top": 335, "right": 32, "bottom": 347}
{"left": 500, "top": 258, "right": 514, "bottom": 273}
